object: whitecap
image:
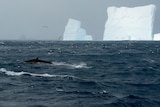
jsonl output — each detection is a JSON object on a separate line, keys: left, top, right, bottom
{"left": 0, "top": 68, "right": 25, "bottom": 76}
{"left": 51, "top": 62, "right": 91, "bottom": 69}
{"left": 0, "top": 68, "right": 78, "bottom": 79}
{"left": 55, "top": 87, "right": 64, "bottom": 92}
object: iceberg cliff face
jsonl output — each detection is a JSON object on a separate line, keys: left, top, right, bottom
{"left": 63, "top": 19, "right": 93, "bottom": 41}
{"left": 154, "top": 33, "right": 160, "bottom": 40}
{"left": 103, "top": 5, "right": 156, "bottom": 41}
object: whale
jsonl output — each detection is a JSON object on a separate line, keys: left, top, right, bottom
{"left": 24, "top": 57, "right": 52, "bottom": 64}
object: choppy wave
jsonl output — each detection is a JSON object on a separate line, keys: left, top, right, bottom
{"left": 1, "top": 41, "right": 160, "bottom": 107}
{"left": 51, "top": 61, "right": 91, "bottom": 69}
{"left": 0, "top": 68, "right": 77, "bottom": 79}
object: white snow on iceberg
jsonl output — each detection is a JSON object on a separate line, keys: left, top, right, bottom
{"left": 63, "top": 19, "right": 93, "bottom": 41}
{"left": 103, "top": 5, "right": 156, "bottom": 41}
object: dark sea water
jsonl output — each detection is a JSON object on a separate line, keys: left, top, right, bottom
{"left": 0, "top": 41, "right": 160, "bottom": 107}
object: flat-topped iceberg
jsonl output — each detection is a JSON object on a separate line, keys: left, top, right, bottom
{"left": 63, "top": 19, "right": 93, "bottom": 41}
{"left": 103, "top": 5, "right": 156, "bottom": 41}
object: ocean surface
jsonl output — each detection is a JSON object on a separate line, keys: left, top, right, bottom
{"left": 0, "top": 41, "right": 160, "bottom": 107}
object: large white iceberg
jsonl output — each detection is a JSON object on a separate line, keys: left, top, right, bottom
{"left": 63, "top": 19, "right": 93, "bottom": 41}
{"left": 154, "top": 33, "right": 160, "bottom": 40}
{"left": 103, "top": 5, "right": 156, "bottom": 41}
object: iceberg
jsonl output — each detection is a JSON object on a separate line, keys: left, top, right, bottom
{"left": 103, "top": 5, "right": 156, "bottom": 40}
{"left": 85, "top": 35, "right": 93, "bottom": 40}
{"left": 63, "top": 19, "right": 93, "bottom": 41}
{"left": 154, "top": 33, "right": 160, "bottom": 40}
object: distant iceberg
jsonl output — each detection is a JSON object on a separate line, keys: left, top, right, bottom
{"left": 103, "top": 5, "right": 156, "bottom": 41}
{"left": 63, "top": 19, "right": 93, "bottom": 41}
{"left": 154, "top": 33, "right": 160, "bottom": 40}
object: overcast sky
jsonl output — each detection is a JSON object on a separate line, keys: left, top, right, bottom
{"left": 0, "top": 0, "right": 159, "bottom": 40}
